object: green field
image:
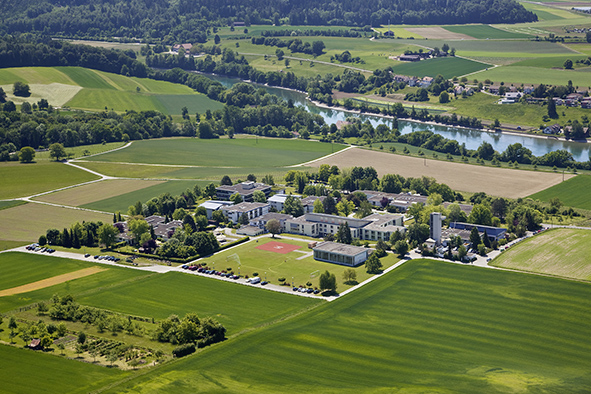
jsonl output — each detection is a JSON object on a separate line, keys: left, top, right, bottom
{"left": 492, "top": 228, "right": 591, "bottom": 280}
{"left": 34, "top": 141, "right": 127, "bottom": 161}
{"left": 423, "top": 39, "right": 577, "bottom": 59}
{"left": 472, "top": 65, "right": 591, "bottom": 87}
{"left": 0, "top": 161, "right": 99, "bottom": 200}
{"left": 82, "top": 180, "right": 211, "bottom": 213}
{"left": 0, "top": 203, "right": 112, "bottom": 242}
{"left": 0, "top": 345, "right": 126, "bottom": 394}
{"left": 104, "top": 259, "right": 591, "bottom": 393}
{"left": 529, "top": 175, "right": 591, "bottom": 210}
{"left": 507, "top": 55, "right": 589, "bottom": 69}
{"left": 196, "top": 237, "right": 402, "bottom": 289}
{"left": 0, "top": 200, "right": 26, "bottom": 211}
{"left": 78, "top": 271, "right": 320, "bottom": 334}
{"left": 85, "top": 137, "right": 344, "bottom": 167}
{"left": 0, "top": 67, "right": 222, "bottom": 114}
{"left": 391, "top": 57, "right": 491, "bottom": 79}
{"left": 444, "top": 24, "right": 532, "bottom": 39}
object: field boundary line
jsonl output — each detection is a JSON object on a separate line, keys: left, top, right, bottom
{"left": 237, "top": 51, "right": 372, "bottom": 73}
{"left": 71, "top": 160, "right": 239, "bottom": 169}
{"left": 75, "top": 141, "right": 133, "bottom": 160}
{"left": 289, "top": 145, "right": 354, "bottom": 167}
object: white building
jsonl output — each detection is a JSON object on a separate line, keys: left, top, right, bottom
{"left": 221, "top": 202, "right": 269, "bottom": 224}
{"left": 198, "top": 200, "right": 234, "bottom": 219}
{"left": 268, "top": 194, "right": 301, "bottom": 212}
{"left": 430, "top": 212, "right": 444, "bottom": 245}
{"left": 313, "top": 241, "right": 371, "bottom": 266}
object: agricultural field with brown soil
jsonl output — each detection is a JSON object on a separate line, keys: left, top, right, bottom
{"left": 491, "top": 228, "right": 591, "bottom": 281}
{"left": 0, "top": 267, "right": 107, "bottom": 297}
{"left": 34, "top": 179, "right": 164, "bottom": 207}
{"left": 308, "top": 147, "right": 571, "bottom": 198}
{"left": 405, "top": 26, "right": 475, "bottom": 40}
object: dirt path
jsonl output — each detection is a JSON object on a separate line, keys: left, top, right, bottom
{"left": 0, "top": 267, "right": 107, "bottom": 297}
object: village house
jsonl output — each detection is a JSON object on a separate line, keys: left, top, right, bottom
{"left": 420, "top": 76, "right": 434, "bottom": 88}
{"left": 543, "top": 123, "right": 562, "bottom": 134}
{"left": 172, "top": 43, "right": 192, "bottom": 52}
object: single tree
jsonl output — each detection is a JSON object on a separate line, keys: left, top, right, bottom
{"left": 547, "top": 96, "right": 558, "bottom": 119}
{"left": 229, "top": 193, "right": 243, "bottom": 204}
{"left": 0, "top": 87, "right": 6, "bottom": 102}
{"left": 214, "top": 34, "right": 221, "bottom": 44}
{"left": 98, "top": 223, "right": 119, "bottom": 249}
{"left": 77, "top": 331, "right": 87, "bottom": 345}
{"left": 319, "top": 270, "right": 337, "bottom": 293}
{"left": 365, "top": 253, "right": 383, "bottom": 274}
{"left": 439, "top": 91, "right": 450, "bottom": 103}
{"left": 252, "top": 190, "right": 267, "bottom": 203}
{"left": 220, "top": 175, "right": 232, "bottom": 186}
{"left": 13, "top": 81, "right": 31, "bottom": 97}
{"left": 564, "top": 59, "right": 573, "bottom": 69}
{"left": 128, "top": 219, "right": 150, "bottom": 245}
{"left": 266, "top": 219, "right": 282, "bottom": 238}
{"left": 19, "top": 146, "right": 35, "bottom": 163}
{"left": 335, "top": 222, "right": 352, "bottom": 244}
{"left": 238, "top": 212, "right": 249, "bottom": 225}
{"left": 313, "top": 199, "right": 324, "bottom": 213}
{"left": 469, "top": 227, "right": 481, "bottom": 250}
{"left": 393, "top": 240, "right": 409, "bottom": 257}
{"left": 342, "top": 268, "right": 357, "bottom": 284}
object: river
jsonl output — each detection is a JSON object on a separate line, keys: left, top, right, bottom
{"left": 205, "top": 73, "right": 591, "bottom": 162}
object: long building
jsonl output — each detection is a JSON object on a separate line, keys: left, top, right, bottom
{"left": 215, "top": 181, "right": 272, "bottom": 202}
{"left": 313, "top": 241, "right": 371, "bottom": 266}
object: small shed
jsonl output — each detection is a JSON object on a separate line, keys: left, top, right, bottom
{"left": 29, "top": 339, "right": 42, "bottom": 349}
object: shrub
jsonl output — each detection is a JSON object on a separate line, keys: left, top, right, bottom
{"left": 252, "top": 272, "right": 259, "bottom": 277}
{"left": 278, "top": 277, "right": 286, "bottom": 282}
{"left": 172, "top": 343, "right": 195, "bottom": 358}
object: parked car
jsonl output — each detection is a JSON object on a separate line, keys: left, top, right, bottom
{"left": 261, "top": 281, "right": 268, "bottom": 286}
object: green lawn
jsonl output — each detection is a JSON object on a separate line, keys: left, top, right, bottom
{"left": 422, "top": 39, "right": 578, "bottom": 59}
{"left": 492, "top": 228, "right": 591, "bottom": 280}
{"left": 85, "top": 137, "right": 345, "bottom": 167}
{"left": 153, "top": 93, "right": 223, "bottom": 115}
{"left": 34, "top": 141, "right": 127, "bottom": 161}
{"left": 196, "top": 237, "right": 402, "bottom": 290}
{"left": 82, "top": 180, "right": 211, "bottom": 213}
{"left": 0, "top": 203, "right": 112, "bottom": 242}
{"left": 0, "top": 161, "right": 99, "bottom": 199}
{"left": 529, "top": 175, "right": 591, "bottom": 210}
{"left": 507, "top": 55, "right": 589, "bottom": 68}
{"left": 471, "top": 65, "right": 591, "bottom": 87}
{"left": 78, "top": 271, "right": 320, "bottom": 334}
{"left": 0, "top": 345, "right": 126, "bottom": 394}
{"left": 443, "top": 24, "right": 533, "bottom": 39}
{"left": 391, "top": 56, "right": 491, "bottom": 79}
{"left": 0, "top": 200, "right": 26, "bottom": 211}
{"left": 104, "top": 259, "right": 591, "bottom": 393}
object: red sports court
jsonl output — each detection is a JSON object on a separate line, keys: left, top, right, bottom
{"left": 255, "top": 241, "right": 301, "bottom": 254}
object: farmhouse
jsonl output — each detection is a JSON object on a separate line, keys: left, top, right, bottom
{"left": 222, "top": 202, "right": 269, "bottom": 223}
{"left": 172, "top": 43, "right": 192, "bottom": 52}
{"left": 216, "top": 181, "right": 272, "bottom": 201}
{"left": 198, "top": 200, "right": 234, "bottom": 219}
{"left": 399, "top": 54, "right": 420, "bottom": 62}
{"left": 313, "top": 241, "right": 371, "bottom": 266}
{"left": 420, "top": 76, "right": 433, "bottom": 88}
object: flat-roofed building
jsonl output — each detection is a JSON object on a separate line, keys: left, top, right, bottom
{"left": 313, "top": 241, "right": 371, "bottom": 266}
{"left": 215, "top": 181, "right": 272, "bottom": 202}
{"left": 268, "top": 193, "right": 301, "bottom": 212}
{"left": 198, "top": 200, "right": 234, "bottom": 219}
{"left": 249, "top": 212, "right": 293, "bottom": 232}
{"left": 221, "top": 202, "right": 269, "bottom": 224}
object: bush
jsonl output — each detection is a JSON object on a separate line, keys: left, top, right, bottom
{"left": 172, "top": 343, "right": 195, "bottom": 358}
{"left": 278, "top": 277, "right": 286, "bottom": 282}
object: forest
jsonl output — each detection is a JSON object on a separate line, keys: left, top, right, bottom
{"left": 1, "top": 0, "right": 537, "bottom": 41}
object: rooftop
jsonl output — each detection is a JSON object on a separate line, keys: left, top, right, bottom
{"left": 313, "top": 241, "right": 369, "bottom": 256}
{"left": 222, "top": 202, "right": 268, "bottom": 213}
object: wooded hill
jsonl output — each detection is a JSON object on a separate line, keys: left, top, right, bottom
{"left": 1, "top": 0, "right": 537, "bottom": 41}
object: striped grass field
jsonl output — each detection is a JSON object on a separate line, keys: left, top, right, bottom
{"left": 105, "top": 259, "right": 591, "bottom": 393}
{"left": 491, "top": 228, "right": 591, "bottom": 280}
{"left": 529, "top": 175, "right": 591, "bottom": 210}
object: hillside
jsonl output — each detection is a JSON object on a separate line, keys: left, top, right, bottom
{"left": 0, "top": 0, "right": 537, "bottom": 41}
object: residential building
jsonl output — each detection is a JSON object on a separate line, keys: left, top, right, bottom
{"left": 215, "top": 181, "right": 272, "bottom": 201}
{"left": 172, "top": 43, "right": 192, "bottom": 52}
{"left": 249, "top": 212, "right": 294, "bottom": 232}
{"left": 268, "top": 193, "right": 301, "bottom": 212}
{"left": 359, "top": 190, "right": 473, "bottom": 215}
{"left": 313, "top": 241, "right": 371, "bottom": 266}
{"left": 420, "top": 76, "right": 433, "bottom": 88}
{"left": 543, "top": 123, "right": 562, "bottom": 134}
{"left": 198, "top": 200, "right": 234, "bottom": 219}
{"left": 222, "top": 202, "right": 269, "bottom": 223}
{"left": 301, "top": 195, "right": 326, "bottom": 213}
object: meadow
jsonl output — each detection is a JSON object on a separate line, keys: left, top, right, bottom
{"left": 0, "top": 66, "right": 222, "bottom": 114}
{"left": 104, "top": 259, "right": 591, "bottom": 393}
{"left": 85, "top": 137, "right": 344, "bottom": 167}
{"left": 390, "top": 56, "right": 491, "bottom": 79}
{"left": 443, "top": 24, "right": 532, "bottom": 39}
{"left": 471, "top": 66, "right": 591, "bottom": 88}
{"left": 196, "top": 237, "right": 402, "bottom": 289}
{"left": 0, "top": 161, "right": 99, "bottom": 199}
{"left": 529, "top": 174, "right": 591, "bottom": 210}
{"left": 0, "top": 203, "right": 112, "bottom": 242}
{"left": 491, "top": 228, "right": 591, "bottom": 281}
{"left": 81, "top": 180, "right": 211, "bottom": 213}
{"left": 34, "top": 141, "right": 127, "bottom": 161}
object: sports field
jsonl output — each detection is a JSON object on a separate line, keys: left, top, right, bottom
{"left": 196, "top": 237, "right": 401, "bottom": 289}
{"left": 34, "top": 179, "right": 164, "bottom": 207}
{"left": 105, "top": 259, "right": 591, "bottom": 393}
{"left": 492, "top": 228, "right": 591, "bottom": 280}
{"left": 0, "top": 161, "right": 99, "bottom": 199}
{"left": 309, "top": 147, "right": 571, "bottom": 198}
{"left": 529, "top": 175, "right": 591, "bottom": 210}
{"left": 391, "top": 56, "right": 491, "bottom": 79}
{"left": 0, "top": 203, "right": 112, "bottom": 242}
{"left": 81, "top": 180, "right": 211, "bottom": 213}
{"left": 84, "top": 137, "right": 344, "bottom": 167}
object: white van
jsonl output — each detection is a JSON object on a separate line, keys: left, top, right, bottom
{"left": 248, "top": 277, "right": 261, "bottom": 284}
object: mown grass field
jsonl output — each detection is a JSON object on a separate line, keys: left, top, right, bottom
{"left": 0, "top": 203, "right": 112, "bottom": 242}
{"left": 0, "top": 252, "right": 103, "bottom": 291}
{"left": 492, "top": 228, "right": 591, "bottom": 280}
{"left": 196, "top": 237, "right": 401, "bottom": 290}
{"left": 391, "top": 56, "right": 491, "bottom": 79}
{"left": 104, "top": 259, "right": 591, "bottom": 393}
{"left": 529, "top": 175, "right": 591, "bottom": 210}
{"left": 82, "top": 180, "right": 210, "bottom": 213}
{"left": 472, "top": 66, "right": 591, "bottom": 87}
{"left": 85, "top": 137, "right": 344, "bottom": 167}
{"left": 0, "top": 345, "right": 127, "bottom": 394}
{"left": 34, "top": 141, "right": 127, "bottom": 161}
{"left": 35, "top": 179, "right": 164, "bottom": 207}
{"left": 0, "top": 161, "right": 99, "bottom": 200}
{"left": 443, "top": 24, "right": 532, "bottom": 39}
{"left": 78, "top": 271, "right": 320, "bottom": 334}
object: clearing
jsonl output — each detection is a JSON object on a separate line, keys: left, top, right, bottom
{"left": 308, "top": 147, "right": 572, "bottom": 198}
{"left": 0, "top": 83, "right": 82, "bottom": 107}
{"left": 492, "top": 228, "right": 591, "bottom": 280}
{"left": 0, "top": 267, "right": 107, "bottom": 297}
